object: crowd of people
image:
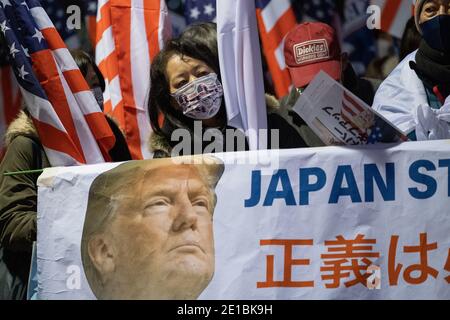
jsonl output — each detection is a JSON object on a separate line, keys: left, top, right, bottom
{"left": 0, "top": 0, "right": 449, "bottom": 299}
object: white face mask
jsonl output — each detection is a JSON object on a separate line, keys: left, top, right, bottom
{"left": 171, "top": 73, "right": 223, "bottom": 120}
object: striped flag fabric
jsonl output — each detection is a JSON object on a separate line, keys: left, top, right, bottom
{"left": 255, "top": 0, "right": 297, "bottom": 99}
{"left": 85, "top": 0, "right": 98, "bottom": 48}
{"left": 217, "top": 0, "right": 268, "bottom": 150}
{"left": 341, "top": 90, "right": 408, "bottom": 144}
{"left": 0, "top": 65, "right": 22, "bottom": 159}
{"left": 341, "top": 90, "right": 368, "bottom": 137}
{"left": 0, "top": 0, "right": 116, "bottom": 166}
{"left": 95, "top": 0, "right": 171, "bottom": 160}
{"left": 371, "top": 0, "right": 414, "bottom": 38}
{"left": 40, "top": 0, "right": 80, "bottom": 49}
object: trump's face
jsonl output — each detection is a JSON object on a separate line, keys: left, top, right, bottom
{"left": 102, "top": 164, "right": 215, "bottom": 299}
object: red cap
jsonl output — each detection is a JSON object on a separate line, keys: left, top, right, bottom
{"left": 284, "top": 22, "right": 342, "bottom": 88}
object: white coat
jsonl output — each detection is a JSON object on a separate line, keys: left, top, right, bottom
{"left": 373, "top": 50, "right": 450, "bottom": 140}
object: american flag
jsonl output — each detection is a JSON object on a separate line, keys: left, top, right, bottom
{"left": 341, "top": 0, "right": 376, "bottom": 76}
{"left": 302, "top": 0, "right": 337, "bottom": 25}
{"left": 0, "top": 35, "right": 21, "bottom": 160}
{"left": 184, "top": 0, "right": 216, "bottom": 25}
{"left": 95, "top": 0, "right": 171, "bottom": 160}
{"left": 217, "top": 0, "right": 268, "bottom": 150}
{"left": 40, "top": 0, "right": 80, "bottom": 48}
{"left": 0, "top": 0, "right": 116, "bottom": 166}
{"left": 371, "top": 0, "right": 414, "bottom": 38}
{"left": 300, "top": 0, "right": 376, "bottom": 76}
{"left": 341, "top": 90, "right": 369, "bottom": 138}
{"left": 85, "top": 0, "right": 97, "bottom": 48}
{"left": 341, "top": 88, "right": 408, "bottom": 144}
{"left": 255, "top": 0, "right": 297, "bottom": 99}
{"left": 0, "top": 64, "right": 22, "bottom": 159}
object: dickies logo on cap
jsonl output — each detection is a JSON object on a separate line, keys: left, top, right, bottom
{"left": 294, "top": 39, "right": 330, "bottom": 65}
{"left": 284, "top": 22, "right": 342, "bottom": 89}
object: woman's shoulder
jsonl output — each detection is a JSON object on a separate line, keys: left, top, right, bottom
{"left": 4, "top": 111, "right": 39, "bottom": 148}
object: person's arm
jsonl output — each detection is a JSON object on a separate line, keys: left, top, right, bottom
{"left": 0, "top": 136, "right": 42, "bottom": 253}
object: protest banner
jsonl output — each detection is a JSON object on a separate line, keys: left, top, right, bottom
{"left": 37, "top": 140, "right": 450, "bottom": 299}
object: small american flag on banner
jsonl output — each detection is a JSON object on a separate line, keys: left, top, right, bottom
{"left": 341, "top": 90, "right": 409, "bottom": 144}
{"left": 341, "top": 90, "right": 369, "bottom": 137}
{"left": 0, "top": 0, "right": 116, "bottom": 166}
{"left": 371, "top": 0, "right": 414, "bottom": 38}
{"left": 95, "top": 0, "right": 171, "bottom": 160}
{"left": 255, "top": 0, "right": 297, "bottom": 99}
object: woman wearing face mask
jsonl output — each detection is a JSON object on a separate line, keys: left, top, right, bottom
{"left": 148, "top": 23, "right": 307, "bottom": 158}
{"left": 372, "top": 0, "right": 450, "bottom": 141}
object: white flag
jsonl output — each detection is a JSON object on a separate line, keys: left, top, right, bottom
{"left": 216, "top": 0, "right": 268, "bottom": 150}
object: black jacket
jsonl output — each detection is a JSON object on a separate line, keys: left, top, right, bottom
{"left": 148, "top": 94, "right": 308, "bottom": 157}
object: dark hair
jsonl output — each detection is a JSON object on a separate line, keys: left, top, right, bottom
{"left": 399, "top": 17, "right": 421, "bottom": 60}
{"left": 181, "top": 22, "right": 218, "bottom": 61}
{"left": 70, "top": 49, "right": 106, "bottom": 91}
{"left": 148, "top": 23, "right": 221, "bottom": 138}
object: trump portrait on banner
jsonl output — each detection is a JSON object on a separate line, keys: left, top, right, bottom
{"left": 80, "top": 156, "right": 224, "bottom": 300}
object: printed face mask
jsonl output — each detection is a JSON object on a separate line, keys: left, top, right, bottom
{"left": 171, "top": 73, "right": 223, "bottom": 120}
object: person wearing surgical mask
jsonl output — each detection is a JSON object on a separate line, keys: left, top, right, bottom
{"left": 148, "top": 23, "right": 307, "bottom": 158}
{"left": 373, "top": 0, "right": 450, "bottom": 141}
